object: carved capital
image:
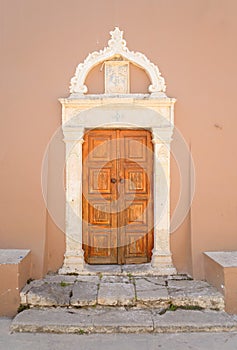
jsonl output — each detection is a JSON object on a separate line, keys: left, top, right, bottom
{"left": 63, "top": 127, "right": 85, "bottom": 143}
{"left": 152, "top": 127, "right": 173, "bottom": 144}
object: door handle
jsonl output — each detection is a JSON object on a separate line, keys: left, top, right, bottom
{"left": 119, "top": 178, "right": 124, "bottom": 184}
{"left": 111, "top": 178, "right": 117, "bottom": 184}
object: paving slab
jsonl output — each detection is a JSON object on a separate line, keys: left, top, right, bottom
{"left": 21, "top": 278, "right": 76, "bottom": 305}
{"left": 168, "top": 279, "right": 220, "bottom": 292}
{"left": 100, "top": 276, "right": 131, "bottom": 284}
{"left": 168, "top": 280, "right": 225, "bottom": 310}
{"left": 153, "top": 309, "right": 237, "bottom": 333}
{"left": 135, "top": 277, "right": 167, "bottom": 288}
{"left": 20, "top": 280, "right": 46, "bottom": 305}
{"left": 76, "top": 275, "right": 100, "bottom": 283}
{"left": 122, "top": 264, "right": 178, "bottom": 276}
{"left": 11, "top": 308, "right": 94, "bottom": 334}
{"left": 44, "top": 274, "right": 77, "bottom": 284}
{"left": 71, "top": 281, "right": 98, "bottom": 306}
{"left": 135, "top": 278, "right": 169, "bottom": 307}
{"left": 27, "top": 284, "right": 72, "bottom": 307}
{"left": 98, "top": 283, "right": 135, "bottom": 306}
{"left": 82, "top": 264, "right": 122, "bottom": 275}
{"left": 92, "top": 308, "right": 153, "bottom": 333}
{"left": 122, "top": 263, "right": 154, "bottom": 275}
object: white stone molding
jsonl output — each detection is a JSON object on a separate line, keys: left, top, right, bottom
{"left": 59, "top": 128, "right": 85, "bottom": 273}
{"left": 59, "top": 96, "right": 176, "bottom": 275}
{"left": 69, "top": 27, "right": 166, "bottom": 96}
{"left": 151, "top": 127, "right": 176, "bottom": 274}
{"left": 152, "top": 127, "right": 173, "bottom": 144}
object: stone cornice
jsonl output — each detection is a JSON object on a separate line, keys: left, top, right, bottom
{"left": 59, "top": 96, "right": 176, "bottom": 107}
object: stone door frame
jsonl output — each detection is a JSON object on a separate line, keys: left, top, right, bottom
{"left": 58, "top": 28, "right": 177, "bottom": 275}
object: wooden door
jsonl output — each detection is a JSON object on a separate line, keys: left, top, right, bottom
{"left": 82, "top": 129, "right": 153, "bottom": 264}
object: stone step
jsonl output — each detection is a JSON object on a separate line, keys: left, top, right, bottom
{"left": 11, "top": 307, "right": 237, "bottom": 334}
{"left": 20, "top": 275, "right": 225, "bottom": 311}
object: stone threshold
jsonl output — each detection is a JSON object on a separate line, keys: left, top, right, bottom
{"left": 11, "top": 308, "right": 237, "bottom": 334}
{"left": 62, "top": 263, "right": 180, "bottom": 277}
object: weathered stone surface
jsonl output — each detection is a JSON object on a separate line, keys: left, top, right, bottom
{"left": 11, "top": 308, "right": 237, "bottom": 334}
{"left": 27, "top": 284, "right": 72, "bottom": 307}
{"left": 168, "top": 279, "right": 215, "bottom": 290}
{"left": 11, "top": 307, "right": 153, "bottom": 334}
{"left": 98, "top": 283, "right": 135, "bottom": 306}
{"left": 20, "top": 273, "right": 224, "bottom": 310}
{"left": 100, "top": 276, "right": 131, "bottom": 284}
{"left": 71, "top": 281, "right": 98, "bottom": 306}
{"left": 83, "top": 264, "right": 122, "bottom": 275}
{"left": 11, "top": 308, "right": 94, "bottom": 334}
{"left": 44, "top": 274, "right": 77, "bottom": 284}
{"left": 122, "top": 263, "right": 177, "bottom": 276}
{"left": 122, "top": 263, "right": 153, "bottom": 275}
{"left": 76, "top": 275, "right": 100, "bottom": 284}
{"left": 167, "top": 274, "right": 192, "bottom": 280}
{"left": 135, "top": 277, "right": 167, "bottom": 288}
{"left": 5, "top": 317, "right": 237, "bottom": 348}
{"left": 135, "top": 278, "right": 169, "bottom": 306}
{"left": 92, "top": 308, "right": 153, "bottom": 333}
{"left": 20, "top": 284, "right": 33, "bottom": 305}
{"left": 20, "top": 280, "right": 46, "bottom": 305}
{"left": 153, "top": 309, "right": 237, "bottom": 333}
{"left": 168, "top": 280, "right": 225, "bottom": 310}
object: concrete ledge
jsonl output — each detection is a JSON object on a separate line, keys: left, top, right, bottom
{"left": 0, "top": 249, "right": 31, "bottom": 317}
{"left": 204, "top": 251, "right": 237, "bottom": 314}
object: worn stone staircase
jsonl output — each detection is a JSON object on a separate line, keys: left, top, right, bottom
{"left": 10, "top": 267, "right": 237, "bottom": 334}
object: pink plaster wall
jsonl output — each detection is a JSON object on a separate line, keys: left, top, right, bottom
{"left": 1, "top": 0, "right": 237, "bottom": 279}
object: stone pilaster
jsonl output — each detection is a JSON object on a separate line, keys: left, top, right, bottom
{"left": 151, "top": 128, "right": 177, "bottom": 274}
{"left": 59, "top": 128, "right": 85, "bottom": 274}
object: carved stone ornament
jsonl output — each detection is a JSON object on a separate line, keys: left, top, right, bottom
{"left": 105, "top": 61, "right": 130, "bottom": 94}
{"left": 158, "top": 145, "right": 169, "bottom": 160}
{"left": 69, "top": 27, "right": 166, "bottom": 96}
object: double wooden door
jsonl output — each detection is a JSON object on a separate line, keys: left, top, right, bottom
{"left": 82, "top": 129, "right": 153, "bottom": 264}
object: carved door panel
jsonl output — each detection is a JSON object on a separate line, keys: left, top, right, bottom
{"left": 82, "top": 130, "right": 118, "bottom": 264}
{"left": 82, "top": 129, "right": 153, "bottom": 264}
{"left": 118, "top": 130, "right": 153, "bottom": 264}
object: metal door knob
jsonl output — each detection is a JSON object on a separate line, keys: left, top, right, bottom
{"left": 111, "top": 178, "right": 117, "bottom": 184}
{"left": 119, "top": 178, "right": 124, "bottom": 184}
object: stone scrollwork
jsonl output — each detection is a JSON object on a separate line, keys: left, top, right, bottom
{"left": 69, "top": 27, "right": 166, "bottom": 96}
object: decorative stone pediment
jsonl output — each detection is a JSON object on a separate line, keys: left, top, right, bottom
{"left": 69, "top": 27, "right": 166, "bottom": 97}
